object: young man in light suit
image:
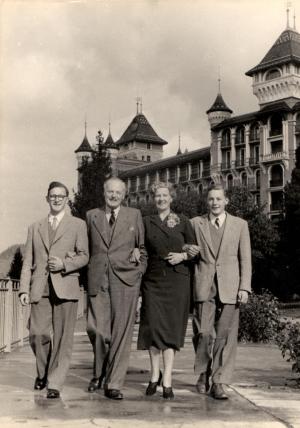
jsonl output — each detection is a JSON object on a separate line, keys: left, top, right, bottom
{"left": 19, "top": 181, "right": 89, "bottom": 399}
{"left": 185, "top": 183, "right": 251, "bottom": 400}
{"left": 86, "top": 177, "right": 147, "bottom": 400}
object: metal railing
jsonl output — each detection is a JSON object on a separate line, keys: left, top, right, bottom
{"left": 0, "top": 278, "right": 85, "bottom": 353}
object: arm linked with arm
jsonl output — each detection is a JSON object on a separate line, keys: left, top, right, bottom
{"left": 135, "top": 211, "right": 147, "bottom": 274}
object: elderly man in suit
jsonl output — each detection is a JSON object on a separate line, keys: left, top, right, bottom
{"left": 19, "top": 181, "right": 89, "bottom": 399}
{"left": 185, "top": 183, "right": 251, "bottom": 400}
{"left": 86, "top": 177, "right": 147, "bottom": 400}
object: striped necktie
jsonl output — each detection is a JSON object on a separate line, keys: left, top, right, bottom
{"left": 215, "top": 218, "right": 220, "bottom": 229}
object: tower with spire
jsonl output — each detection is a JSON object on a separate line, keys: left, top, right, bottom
{"left": 103, "top": 120, "right": 119, "bottom": 175}
{"left": 246, "top": 5, "right": 300, "bottom": 107}
{"left": 74, "top": 120, "right": 93, "bottom": 168}
{"left": 206, "top": 78, "right": 233, "bottom": 128}
{"left": 115, "top": 99, "right": 168, "bottom": 171}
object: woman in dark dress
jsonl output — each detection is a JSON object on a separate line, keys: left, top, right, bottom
{"left": 137, "top": 182, "right": 196, "bottom": 399}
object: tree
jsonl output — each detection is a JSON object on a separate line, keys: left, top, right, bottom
{"left": 282, "top": 146, "right": 300, "bottom": 298}
{"left": 70, "top": 130, "right": 112, "bottom": 220}
{"left": 226, "top": 186, "right": 280, "bottom": 295}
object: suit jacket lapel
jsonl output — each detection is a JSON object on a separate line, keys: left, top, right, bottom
{"left": 199, "top": 215, "right": 215, "bottom": 257}
{"left": 38, "top": 217, "right": 50, "bottom": 252}
{"left": 217, "top": 213, "right": 234, "bottom": 260}
{"left": 92, "top": 209, "right": 110, "bottom": 247}
{"left": 110, "top": 206, "right": 128, "bottom": 244}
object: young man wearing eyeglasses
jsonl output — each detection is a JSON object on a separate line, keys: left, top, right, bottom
{"left": 19, "top": 181, "right": 89, "bottom": 399}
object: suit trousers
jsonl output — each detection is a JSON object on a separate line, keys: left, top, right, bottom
{"left": 87, "top": 265, "right": 140, "bottom": 390}
{"left": 29, "top": 284, "right": 78, "bottom": 391}
{"left": 192, "top": 295, "right": 239, "bottom": 384}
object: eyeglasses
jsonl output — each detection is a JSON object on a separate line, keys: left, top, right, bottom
{"left": 49, "top": 195, "right": 67, "bottom": 201}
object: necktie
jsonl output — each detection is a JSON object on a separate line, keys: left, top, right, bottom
{"left": 52, "top": 217, "right": 58, "bottom": 231}
{"left": 215, "top": 218, "right": 220, "bottom": 229}
{"left": 109, "top": 209, "right": 116, "bottom": 227}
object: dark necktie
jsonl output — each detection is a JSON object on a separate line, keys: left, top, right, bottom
{"left": 215, "top": 218, "right": 220, "bottom": 229}
{"left": 109, "top": 209, "right": 116, "bottom": 227}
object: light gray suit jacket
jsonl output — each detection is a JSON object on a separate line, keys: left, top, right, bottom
{"left": 191, "top": 213, "right": 252, "bottom": 304}
{"left": 19, "top": 214, "right": 89, "bottom": 302}
{"left": 86, "top": 206, "right": 147, "bottom": 295}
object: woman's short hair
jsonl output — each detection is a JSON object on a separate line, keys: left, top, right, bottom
{"left": 150, "top": 181, "right": 176, "bottom": 198}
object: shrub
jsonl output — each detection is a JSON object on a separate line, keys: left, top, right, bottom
{"left": 238, "top": 290, "right": 280, "bottom": 342}
{"left": 276, "top": 319, "right": 300, "bottom": 373}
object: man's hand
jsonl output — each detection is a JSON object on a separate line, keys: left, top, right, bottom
{"left": 48, "top": 256, "right": 64, "bottom": 272}
{"left": 237, "top": 290, "right": 249, "bottom": 305}
{"left": 165, "top": 252, "right": 184, "bottom": 265}
{"left": 130, "top": 248, "right": 141, "bottom": 264}
{"left": 19, "top": 293, "right": 29, "bottom": 306}
{"left": 183, "top": 244, "right": 201, "bottom": 258}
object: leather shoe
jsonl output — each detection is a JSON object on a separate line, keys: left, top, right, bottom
{"left": 196, "top": 372, "right": 210, "bottom": 394}
{"left": 210, "top": 383, "right": 228, "bottom": 400}
{"left": 34, "top": 377, "right": 47, "bottom": 391}
{"left": 145, "top": 370, "right": 162, "bottom": 396}
{"left": 88, "top": 376, "right": 104, "bottom": 392}
{"left": 104, "top": 389, "right": 123, "bottom": 400}
{"left": 162, "top": 385, "right": 174, "bottom": 400}
{"left": 47, "top": 388, "right": 60, "bottom": 399}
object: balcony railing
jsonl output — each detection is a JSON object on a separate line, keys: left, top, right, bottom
{"left": 0, "top": 279, "right": 85, "bottom": 353}
{"left": 261, "top": 151, "right": 289, "bottom": 162}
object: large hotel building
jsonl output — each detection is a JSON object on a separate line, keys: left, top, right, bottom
{"left": 75, "top": 20, "right": 300, "bottom": 219}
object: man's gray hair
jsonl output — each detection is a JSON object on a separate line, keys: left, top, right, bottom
{"left": 104, "top": 176, "right": 127, "bottom": 193}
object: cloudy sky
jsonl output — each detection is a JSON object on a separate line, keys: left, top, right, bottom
{"left": 0, "top": 0, "right": 297, "bottom": 252}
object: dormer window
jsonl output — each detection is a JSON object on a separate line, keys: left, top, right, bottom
{"left": 265, "top": 68, "right": 281, "bottom": 81}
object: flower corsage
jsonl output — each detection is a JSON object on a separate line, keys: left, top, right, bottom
{"left": 166, "top": 213, "right": 180, "bottom": 228}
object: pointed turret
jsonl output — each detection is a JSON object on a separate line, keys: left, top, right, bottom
{"left": 207, "top": 80, "right": 233, "bottom": 128}
{"left": 75, "top": 121, "right": 94, "bottom": 168}
{"left": 177, "top": 132, "right": 182, "bottom": 155}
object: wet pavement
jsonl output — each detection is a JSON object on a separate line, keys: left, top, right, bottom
{"left": 0, "top": 318, "right": 299, "bottom": 428}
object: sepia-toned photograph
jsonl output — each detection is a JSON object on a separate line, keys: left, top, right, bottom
{"left": 1, "top": 0, "right": 300, "bottom": 427}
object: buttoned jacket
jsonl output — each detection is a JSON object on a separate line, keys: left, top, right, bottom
{"left": 86, "top": 206, "right": 147, "bottom": 295}
{"left": 191, "top": 213, "right": 252, "bottom": 304}
{"left": 19, "top": 214, "right": 89, "bottom": 302}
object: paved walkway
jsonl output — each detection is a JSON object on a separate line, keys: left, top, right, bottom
{"left": 0, "top": 318, "right": 299, "bottom": 428}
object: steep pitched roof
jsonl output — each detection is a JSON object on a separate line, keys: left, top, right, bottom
{"left": 74, "top": 135, "right": 93, "bottom": 153}
{"left": 116, "top": 113, "right": 167, "bottom": 146}
{"left": 246, "top": 28, "right": 300, "bottom": 76}
{"left": 206, "top": 92, "right": 233, "bottom": 114}
{"left": 104, "top": 132, "right": 119, "bottom": 149}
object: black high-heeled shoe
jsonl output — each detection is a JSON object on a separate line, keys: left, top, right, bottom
{"left": 145, "top": 370, "right": 162, "bottom": 396}
{"left": 162, "top": 385, "right": 174, "bottom": 400}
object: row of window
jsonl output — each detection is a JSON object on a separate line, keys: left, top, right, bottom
{"left": 221, "top": 113, "right": 291, "bottom": 147}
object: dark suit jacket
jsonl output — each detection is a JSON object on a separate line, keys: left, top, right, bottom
{"left": 86, "top": 206, "right": 147, "bottom": 295}
{"left": 191, "top": 213, "right": 252, "bottom": 304}
{"left": 19, "top": 214, "right": 89, "bottom": 302}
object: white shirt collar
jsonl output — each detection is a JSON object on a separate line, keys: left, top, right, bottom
{"left": 49, "top": 210, "right": 65, "bottom": 225}
{"left": 209, "top": 212, "right": 226, "bottom": 227}
{"left": 105, "top": 205, "right": 121, "bottom": 217}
